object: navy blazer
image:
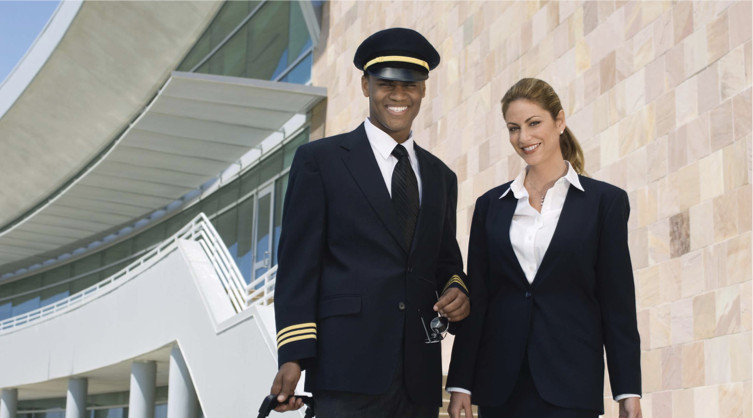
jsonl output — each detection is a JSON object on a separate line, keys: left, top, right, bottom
{"left": 447, "top": 176, "right": 641, "bottom": 413}
{"left": 274, "top": 124, "right": 467, "bottom": 406}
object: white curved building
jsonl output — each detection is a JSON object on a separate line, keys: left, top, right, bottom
{"left": 0, "top": 1, "right": 325, "bottom": 416}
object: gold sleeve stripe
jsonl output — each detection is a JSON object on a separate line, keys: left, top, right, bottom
{"left": 363, "top": 55, "right": 430, "bottom": 71}
{"left": 442, "top": 275, "right": 468, "bottom": 294}
{"left": 277, "top": 322, "right": 317, "bottom": 338}
{"left": 277, "top": 328, "right": 317, "bottom": 343}
{"left": 277, "top": 333, "right": 317, "bottom": 349}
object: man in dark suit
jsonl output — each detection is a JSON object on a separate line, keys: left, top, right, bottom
{"left": 269, "top": 28, "right": 470, "bottom": 417}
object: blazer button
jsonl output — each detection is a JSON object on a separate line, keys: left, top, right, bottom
{"left": 525, "top": 291, "right": 532, "bottom": 299}
{"left": 398, "top": 302, "right": 406, "bottom": 310}
{"left": 407, "top": 266, "right": 414, "bottom": 273}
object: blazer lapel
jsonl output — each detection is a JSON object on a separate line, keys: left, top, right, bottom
{"left": 531, "top": 186, "right": 584, "bottom": 288}
{"left": 341, "top": 124, "right": 408, "bottom": 253}
{"left": 494, "top": 190, "right": 530, "bottom": 287}
{"left": 411, "top": 145, "right": 440, "bottom": 254}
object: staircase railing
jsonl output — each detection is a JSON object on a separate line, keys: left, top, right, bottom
{"left": 0, "top": 213, "right": 249, "bottom": 334}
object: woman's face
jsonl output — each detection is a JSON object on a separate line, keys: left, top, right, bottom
{"left": 504, "top": 99, "right": 566, "bottom": 169}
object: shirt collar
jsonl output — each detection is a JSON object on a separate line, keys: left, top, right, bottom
{"left": 499, "top": 161, "right": 584, "bottom": 199}
{"left": 364, "top": 117, "right": 417, "bottom": 162}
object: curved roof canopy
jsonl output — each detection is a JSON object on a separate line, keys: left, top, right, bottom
{"left": 0, "top": 1, "right": 326, "bottom": 275}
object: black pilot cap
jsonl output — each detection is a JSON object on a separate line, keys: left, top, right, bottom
{"left": 354, "top": 27, "right": 440, "bottom": 82}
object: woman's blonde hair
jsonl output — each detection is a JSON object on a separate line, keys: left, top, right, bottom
{"left": 501, "top": 78, "right": 586, "bottom": 175}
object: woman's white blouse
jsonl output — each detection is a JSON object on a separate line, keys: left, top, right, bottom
{"left": 500, "top": 162, "right": 583, "bottom": 284}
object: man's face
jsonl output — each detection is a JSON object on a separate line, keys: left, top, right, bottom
{"left": 361, "top": 74, "right": 426, "bottom": 143}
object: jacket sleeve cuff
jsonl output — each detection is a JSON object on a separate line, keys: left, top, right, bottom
{"left": 277, "top": 322, "right": 317, "bottom": 368}
{"left": 614, "top": 394, "right": 641, "bottom": 401}
{"left": 442, "top": 274, "right": 469, "bottom": 297}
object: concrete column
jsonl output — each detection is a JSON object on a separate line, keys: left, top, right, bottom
{"left": 0, "top": 389, "right": 18, "bottom": 418}
{"left": 129, "top": 361, "right": 156, "bottom": 418}
{"left": 167, "top": 346, "right": 199, "bottom": 418}
{"left": 65, "top": 378, "right": 87, "bottom": 418}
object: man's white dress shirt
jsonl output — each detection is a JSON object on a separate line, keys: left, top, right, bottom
{"left": 364, "top": 117, "right": 422, "bottom": 202}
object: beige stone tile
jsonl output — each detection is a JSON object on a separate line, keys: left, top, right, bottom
{"left": 647, "top": 135, "right": 668, "bottom": 182}
{"left": 669, "top": 211, "right": 691, "bottom": 258}
{"left": 704, "top": 243, "right": 728, "bottom": 291}
{"left": 637, "top": 264, "right": 662, "bottom": 308}
{"left": 729, "top": 331, "right": 752, "bottom": 381}
{"left": 625, "top": 147, "right": 647, "bottom": 193}
{"left": 642, "top": 347, "right": 662, "bottom": 393}
{"left": 715, "top": 285, "right": 741, "bottom": 336}
{"left": 693, "top": 291, "right": 716, "bottom": 339}
{"left": 675, "top": 76, "right": 698, "bottom": 128}
{"left": 689, "top": 200, "right": 713, "bottom": 251}
{"left": 733, "top": 88, "right": 752, "bottom": 140}
{"left": 667, "top": 122, "right": 686, "bottom": 172}
{"left": 673, "top": 388, "right": 695, "bottom": 418}
{"left": 629, "top": 225, "right": 648, "bottom": 270}
{"left": 726, "top": 232, "right": 752, "bottom": 286}
{"left": 691, "top": 0, "right": 717, "bottom": 30}
{"left": 697, "top": 63, "right": 721, "bottom": 116}
{"left": 662, "top": 345, "right": 682, "bottom": 389}
{"left": 652, "top": 390, "right": 672, "bottom": 417}
{"left": 729, "top": 0, "right": 752, "bottom": 49}
{"left": 625, "top": 68, "right": 646, "bottom": 116}
{"left": 719, "top": 44, "right": 747, "bottom": 101}
{"left": 648, "top": 218, "right": 670, "bottom": 265}
{"left": 633, "top": 24, "right": 655, "bottom": 71}
{"left": 681, "top": 249, "right": 706, "bottom": 298}
{"left": 684, "top": 27, "right": 710, "bottom": 79}
{"left": 712, "top": 192, "right": 739, "bottom": 242}
{"left": 608, "top": 82, "right": 627, "bottom": 126}
{"left": 656, "top": 90, "right": 672, "bottom": 139}
{"left": 682, "top": 341, "right": 705, "bottom": 388}
{"left": 705, "top": 336, "right": 731, "bottom": 384}
{"left": 724, "top": 140, "right": 749, "bottom": 191}
{"left": 645, "top": 56, "right": 666, "bottom": 103}
{"left": 737, "top": 185, "right": 752, "bottom": 233}
{"left": 707, "top": 12, "right": 730, "bottom": 64}
{"left": 673, "top": 1, "right": 694, "bottom": 44}
{"left": 745, "top": 381, "right": 752, "bottom": 418}
{"left": 651, "top": 304, "right": 672, "bottom": 349}
{"left": 741, "top": 281, "right": 752, "bottom": 332}
{"left": 671, "top": 298, "right": 694, "bottom": 345}
{"left": 665, "top": 42, "right": 685, "bottom": 88}
{"left": 653, "top": 7, "right": 674, "bottom": 57}
{"left": 601, "top": 52, "right": 618, "bottom": 96}
{"left": 637, "top": 184, "right": 659, "bottom": 227}
{"left": 661, "top": 257, "right": 683, "bottom": 304}
{"left": 674, "top": 162, "right": 702, "bottom": 211}
{"left": 710, "top": 99, "right": 734, "bottom": 153}
{"left": 720, "top": 382, "right": 744, "bottom": 418}
{"left": 583, "top": 64, "right": 599, "bottom": 104}
{"left": 698, "top": 149, "right": 725, "bottom": 201}
{"left": 685, "top": 114, "right": 711, "bottom": 163}
{"left": 694, "top": 384, "right": 719, "bottom": 417}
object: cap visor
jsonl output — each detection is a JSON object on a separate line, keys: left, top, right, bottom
{"left": 367, "top": 66, "right": 428, "bottom": 82}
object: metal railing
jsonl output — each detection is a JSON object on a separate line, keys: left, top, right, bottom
{"left": 0, "top": 213, "right": 252, "bottom": 334}
{"left": 245, "top": 265, "right": 277, "bottom": 307}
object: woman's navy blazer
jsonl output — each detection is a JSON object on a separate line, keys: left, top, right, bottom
{"left": 447, "top": 176, "right": 641, "bottom": 413}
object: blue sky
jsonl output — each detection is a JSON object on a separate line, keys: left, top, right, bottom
{"left": 0, "top": 1, "right": 61, "bottom": 84}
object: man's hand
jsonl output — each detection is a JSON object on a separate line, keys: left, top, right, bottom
{"left": 619, "top": 397, "right": 642, "bottom": 418}
{"left": 270, "top": 361, "right": 303, "bottom": 412}
{"left": 434, "top": 287, "right": 470, "bottom": 321}
{"left": 448, "top": 392, "right": 473, "bottom": 418}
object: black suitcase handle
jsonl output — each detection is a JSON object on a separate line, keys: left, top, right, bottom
{"left": 258, "top": 394, "right": 315, "bottom": 417}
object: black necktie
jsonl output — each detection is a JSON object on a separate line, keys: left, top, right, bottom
{"left": 391, "top": 144, "right": 419, "bottom": 250}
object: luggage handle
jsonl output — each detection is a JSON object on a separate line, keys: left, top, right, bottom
{"left": 258, "top": 394, "right": 315, "bottom": 418}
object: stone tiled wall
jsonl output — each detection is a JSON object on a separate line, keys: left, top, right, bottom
{"left": 311, "top": 2, "right": 751, "bottom": 417}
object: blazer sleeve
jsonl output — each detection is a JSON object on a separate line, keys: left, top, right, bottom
{"left": 446, "top": 194, "right": 490, "bottom": 390}
{"left": 273, "top": 144, "right": 325, "bottom": 368}
{"left": 435, "top": 171, "right": 469, "bottom": 299}
{"left": 596, "top": 189, "right": 642, "bottom": 397}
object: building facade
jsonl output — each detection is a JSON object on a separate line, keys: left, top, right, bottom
{"left": 0, "top": 1, "right": 750, "bottom": 418}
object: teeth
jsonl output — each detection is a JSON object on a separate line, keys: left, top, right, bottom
{"left": 388, "top": 106, "right": 407, "bottom": 112}
{"left": 523, "top": 144, "right": 539, "bottom": 152}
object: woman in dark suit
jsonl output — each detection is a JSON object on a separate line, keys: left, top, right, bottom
{"left": 446, "top": 78, "right": 642, "bottom": 418}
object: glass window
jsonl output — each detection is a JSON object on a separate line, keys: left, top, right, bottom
{"left": 133, "top": 223, "right": 166, "bottom": 252}
{"left": 214, "top": 207, "right": 238, "bottom": 260}
{"left": 236, "top": 196, "right": 255, "bottom": 283}
{"left": 73, "top": 254, "right": 102, "bottom": 280}
{"left": 11, "top": 276, "right": 41, "bottom": 316}
{"left": 283, "top": 128, "right": 309, "bottom": 169}
{"left": 259, "top": 151, "right": 283, "bottom": 186}
{"left": 218, "top": 179, "right": 240, "bottom": 210}
{"left": 253, "top": 187, "right": 273, "bottom": 279}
